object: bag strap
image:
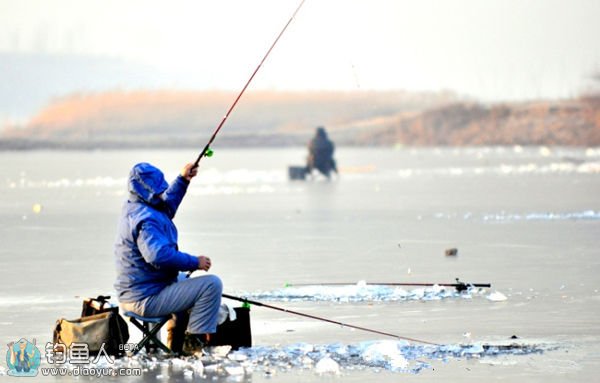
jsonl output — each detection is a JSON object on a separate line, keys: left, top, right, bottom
{"left": 113, "top": 313, "right": 125, "bottom": 349}
{"left": 53, "top": 319, "right": 64, "bottom": 344}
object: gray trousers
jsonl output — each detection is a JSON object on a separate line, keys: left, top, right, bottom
{"left": 122, "top": 274, "right": 223, "bottom": 334}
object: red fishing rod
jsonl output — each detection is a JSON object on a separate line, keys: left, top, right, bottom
{"left": 285, "top": 278, "right": 491, "bottom": 292}
{"left": 193, "top": 0, "right": 307, "bottom": 168}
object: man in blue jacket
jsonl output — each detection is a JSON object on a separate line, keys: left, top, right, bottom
{"left": 114, "top": 162, "right": 222, "bottom": 355}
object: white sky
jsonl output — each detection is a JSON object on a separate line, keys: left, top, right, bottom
{"left": 1, "top": 0, "right": 599, "bottom": 101}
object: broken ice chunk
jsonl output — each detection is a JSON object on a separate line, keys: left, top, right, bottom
{"left": 487, "top": 291, "right": 508, "bottom": 301}
{"left": 315, "top": 356, "right": 340, "bottom": 375}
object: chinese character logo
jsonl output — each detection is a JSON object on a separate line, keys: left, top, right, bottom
{"left": 6, "top": 338, "right": 41, "bottom": 377}
{"left": 44, "top": 341, "right": 115, "bottom": 366}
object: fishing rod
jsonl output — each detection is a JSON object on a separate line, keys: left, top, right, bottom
{"left": 192, "top": 0, "right": 307, "bottom": 168}
{"left": 285, "top": 278, "right": 491, "bottom": 292}
{"left": 185, "top": 0, "right": 306, "bottom": 279}
{"left": 222, "top": 293, "right": 439, "bottom": 346}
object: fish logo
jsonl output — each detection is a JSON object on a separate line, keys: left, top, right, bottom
{"left": 6, "top": 338, "right": 41, "bottom": 377}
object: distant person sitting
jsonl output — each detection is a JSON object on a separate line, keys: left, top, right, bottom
{"left": 306, "top": 126, "right": 338, "bottom": 179}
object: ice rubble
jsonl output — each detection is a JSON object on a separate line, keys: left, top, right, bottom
{"left": 110, "top": 340, "right": 546, "bottom": 378}
{"left": 242, "top": 283, "right": 497, "bottom": 303}
{"left": 431, "top": 210, "right": 600, "bottom": 222}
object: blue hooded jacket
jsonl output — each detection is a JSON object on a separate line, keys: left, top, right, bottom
{"left": 114, "top": 163, "right": 198, "bottom": 302}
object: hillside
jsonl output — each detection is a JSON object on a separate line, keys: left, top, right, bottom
{"left": 1, "top": 90, "right": 598, "bottom": 149}
{"left": 354, "top": 96, "right": 600, "bottom": 146}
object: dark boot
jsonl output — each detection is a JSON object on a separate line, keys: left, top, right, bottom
{"left": 166, "top": 311, "right": 189, "bottom": 355}
{"left": 182, "top": 333, "right": 206, "bottom": 356}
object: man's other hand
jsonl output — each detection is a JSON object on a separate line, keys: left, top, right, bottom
{"left": 197, "top": 256, "right": 211, "bottom": 271}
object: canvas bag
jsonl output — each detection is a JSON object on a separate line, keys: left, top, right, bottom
{"left": 53, "top": 312, "right": 113, "bottom": 353}
{"left": 53, "top": 296, "right": 129, "bottom": 356}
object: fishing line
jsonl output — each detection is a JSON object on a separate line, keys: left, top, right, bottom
{"left": 185, "top": 0, "right": 305, "bottom": 280}
{"left": 222, "top": 293, "right": 439, "bottom": 346}
{"left": 192, "top": 0, "right": 307, "bottom": 168}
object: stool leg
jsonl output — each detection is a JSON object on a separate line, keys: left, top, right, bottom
{"left": 128, "top": 318, "right": 172, "bottom": 355}
{"left": 146, "top": 322, "right": 156, "bottom": 353}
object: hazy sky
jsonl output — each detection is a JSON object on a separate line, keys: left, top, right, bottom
{"left": 1, "top": 0, "right": 599, "bottom": 102}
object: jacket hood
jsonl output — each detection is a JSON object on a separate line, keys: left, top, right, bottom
{"left": 128, "top": 162, "right": 169, "bottom": 205}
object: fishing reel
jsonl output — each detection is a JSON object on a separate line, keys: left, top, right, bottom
{"left": 454, "top": 278, "right": 473, "bottom": 292}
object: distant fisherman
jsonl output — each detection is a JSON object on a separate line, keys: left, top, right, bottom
{"left": 306, "top": 126, "right": 338, "bottom": 179}
{"left": 114, "top": 162, "right": 222, "bottom": 355}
